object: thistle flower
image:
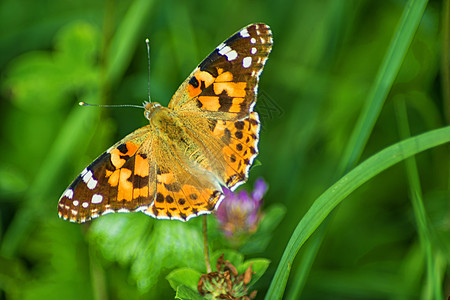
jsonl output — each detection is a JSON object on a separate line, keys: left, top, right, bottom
{"left": 216, "top": 178, "right": 268, "bottom": 240}
{"left": 198, "top": 254, "right": 257, "bottom": 300}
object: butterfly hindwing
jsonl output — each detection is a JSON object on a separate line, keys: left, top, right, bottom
{"left": 144, "top": 136, "right": 224, "bottom": 221}
{"left": 58, "top": 122, "right": 225, "bottom": 223}
{"left": 58, "top": 127, "right": 156, "bottom": 223}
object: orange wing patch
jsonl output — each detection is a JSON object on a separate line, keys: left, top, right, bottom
{"left": 146, "top": 182, "right": 222, "bottom": 221}
{"left": 209, "top": 112, "right": 260, "bottom": 189}
{"left": 187, "top": 67, "right": 248, "bottom": 115}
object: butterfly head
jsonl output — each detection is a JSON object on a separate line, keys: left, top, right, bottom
{"left": 144, "top": 101, "right": 162, "bottom": 120}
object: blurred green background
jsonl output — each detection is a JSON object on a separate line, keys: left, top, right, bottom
{"left": 0, "top": 0, "right": 449, "bottom": 299}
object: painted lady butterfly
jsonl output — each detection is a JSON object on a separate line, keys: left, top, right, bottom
{"left": 58, "top": 23, "right": 273, "bottom": 223}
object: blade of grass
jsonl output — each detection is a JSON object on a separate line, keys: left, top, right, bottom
{"left": 394, "top": 99, "right": 444, "bottom": 299}
{"left": 104, "top": 0, "right": 156, "bottom": 88}
{"left": 338, "top": 0, "right": 429, "bottom": 174}
{"left": 284, "top": 0, "right": 429, "bottom": 298}
{"left": 284, "top": 220, "right": 327, "bottom": 300}
{"left": 442, "top": 0, "right": 450, "bottom": 123}
{"left": 265, "top": 125, "right": 450, "bottom": 300}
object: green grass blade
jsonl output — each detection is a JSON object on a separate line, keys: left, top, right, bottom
{"left": 265, "top": 125, "right": 450, "bottom": 300}
{"left": 284, "top": 221, "right": 326, "bottom": 300}
{"left": 285, "top": 0, "right": 430, "bottom": 298}
{"left": 104, "top": 0, "right": 156, "bottom": 88}
{"left": 394, "top": 100, "right": 444, "bottom": 300}
{"left": 338, "top": 0, "right": 429, "bottom": 174}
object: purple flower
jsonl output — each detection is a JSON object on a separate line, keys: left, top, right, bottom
{"left": 216, "top": 178, "right": 268, "bottom": 238}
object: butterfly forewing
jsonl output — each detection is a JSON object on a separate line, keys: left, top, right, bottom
{"left": 169, "top": 23, "right": 273, "bottom": 119}
{"left": 58, "top": 23, "right": 272, "bottom": 223}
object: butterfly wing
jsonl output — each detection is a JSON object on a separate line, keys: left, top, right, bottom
{"left": 58, "top": 123, "right": 224, "bottom": 223}
{"left": 58, "top": 126, "right": 157, "bottom": 223}
{"left": 168, "top": 23, "right": 272, "bottom": 190}
{"left": 168, "top": 23, "right": 273, "bottom": 119}
{"left": 143, "top": 133, "right": 223, "bottom": 221}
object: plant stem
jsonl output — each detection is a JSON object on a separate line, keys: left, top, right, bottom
{"left": 203, "top": 215, "right": 211, "bottom": 273}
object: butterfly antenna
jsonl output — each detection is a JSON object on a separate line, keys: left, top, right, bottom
{"left": 146, "top": 38, "right": 152, "bottom": 103}
{"left": 79, "top": 102, "right": 144, "bottom": 109}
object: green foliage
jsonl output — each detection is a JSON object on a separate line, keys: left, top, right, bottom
{"left": 0, "top": 0, "right": 448, "bottom": 299}
{"left": 267, "top": 126, "right": 450, "bottom": 299}
{"left": 175, "top": 285, "right": 204, "bottom": 300}
{"left": 90, "top": 214, "right": 205, "bottom": 292}
{"left": 167, "top": 250, "right": 269, "bottom": 299}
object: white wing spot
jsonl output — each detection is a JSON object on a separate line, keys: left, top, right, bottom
{"left": 82, "top": 202, "right": 89, "bottom": 208}
{"left": 251, "top": 47, "right": 257, "bottom": 54}
{"left": 91, "top": 194, "right": 103, "bottom": 204}
{"left": 216, "top": 42, "right": 226, "bottom": 50}
{"left": 218, "top": 46, "right": 238, "bottom": 61}
{"left": 226, "top": 50, "right": 238, "bottom": 61}
{"left": 250, "top": 38, "right": 256, "bottom": 44}
{"left": 82, "top": 169, "right": 93, "bottom": 183}
{"left": 64, "top": 189, "right": 74, "bottom": 199}
{"left": 240, "top": 28, "right": 250, "bottom": 38}
{"left": 243, "top": 57, "right": 252, "bottom": 68}
{"left": 218, "top": 45, "right": 231, "bottom": 55}
{"left": 87, "top": 178, "right": 98, "bottom": 190}
{"left": 73, "top": 200, "right": 79, "bottom": 207}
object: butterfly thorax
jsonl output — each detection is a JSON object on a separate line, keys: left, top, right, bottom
{"left": 144, "top": 102, "right": 204, "bottom": 164}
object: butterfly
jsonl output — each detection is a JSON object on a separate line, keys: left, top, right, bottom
{"left": 58, "top": 23, "right": 273, "bottom": 223}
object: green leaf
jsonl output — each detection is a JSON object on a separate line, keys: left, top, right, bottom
{"left": 3, "top": 21, "right": 99, "bottom": 112}
{"left": 210, "top": 250, "right": 244, "bottom": 271}
{"left": 131, "top": 219, "right": 205, "bottom": 291}
{"left": 89, "top": 213, "right": 153, "bottom": 265}
{"left": 237, "top": 259, "right": 270, "bottom": 287}
{"left": 91, "top": 215, "right": 205, "bottom": 292}
{"left": 166, "top": 268, "right": 202, "bottom": 292}
{"left": 175, "top": 285, "right": 204, "bottom": 300}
